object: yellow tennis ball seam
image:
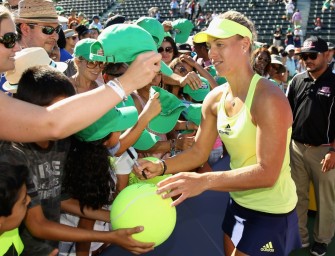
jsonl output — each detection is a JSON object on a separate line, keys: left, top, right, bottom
{"left": 111, "top": 190, "right": 158, "bottom": 222}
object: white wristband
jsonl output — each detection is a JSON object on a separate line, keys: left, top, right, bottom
{"left": 106, "top": 79, "right": 127, "bottom": 101}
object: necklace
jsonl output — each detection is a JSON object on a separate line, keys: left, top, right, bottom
{"left": 226, "top": 92, "right": 237, "bottom": 108}
{"left": 73, "top": 76, "right": 97, "bottom": 93}
{"left": 231, "top": 99, "right": 236, "bottom": 107}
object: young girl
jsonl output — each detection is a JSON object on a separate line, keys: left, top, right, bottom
{"left": 60, "top": 109, "right": 137, "bottom": 255}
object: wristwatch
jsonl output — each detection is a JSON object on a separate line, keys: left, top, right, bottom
{"left": 328, "top": 147, "right": 335, "bottom": 153}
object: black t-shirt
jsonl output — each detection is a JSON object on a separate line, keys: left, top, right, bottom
{"left": 0, "top": 139, "right": 70, "bottom": 256}
{"left": 287, "top": 67, "right": 335, "bottom": 145}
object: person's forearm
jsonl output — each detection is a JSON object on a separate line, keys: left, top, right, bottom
{"left": 193, "top": 63, "right": 218, "bottom": 89}
{"left": 138, "top": 140, "right": 171, "bottom": 154}
{"left": 117, "top": 111, "right": 153, "bottom": 156}
{"left": 26, "top": 216, "right": 116, "bottom": 243}
{"left": 164, "top": 144, "right": 208, "bottom": 174}
{"left": 163, "top": 73, "right": 183, "bottom": 86}
{"left": 0, "top": 86, "right": 123, "bottom": 142}
{"left": 0, "top": 52, "right": 162, "bottom": 143}
{"left": 61, "top": 198, "right": 110, "bottom": 223}
{"left": 201, "top": 162, "right": 280, "bottom": 192}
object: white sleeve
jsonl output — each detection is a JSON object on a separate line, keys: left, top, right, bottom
{"left": 114, "top": 147, "right": 138, "bottom": 175}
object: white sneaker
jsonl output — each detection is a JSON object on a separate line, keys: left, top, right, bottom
{"left": 301, "top": 242, "right": 310, "bottom": 248}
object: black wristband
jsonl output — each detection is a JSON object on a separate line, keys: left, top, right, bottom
{"left": 328, "top": 147, "right": 335, "bottom": 153}
{"left": 160, "top": 159, "right": 167, "bottom": 176}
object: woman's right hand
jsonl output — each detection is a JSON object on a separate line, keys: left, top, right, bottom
{"left": 134, "top": 158, "right": 163, "bottom": 179}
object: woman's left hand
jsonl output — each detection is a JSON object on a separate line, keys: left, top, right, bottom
{"left": 156, "top": 172, "right": 206, "bottom": 206}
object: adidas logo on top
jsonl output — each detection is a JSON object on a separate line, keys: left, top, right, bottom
{"left": 260, "top": 241, "right": 275, "bottom": 252}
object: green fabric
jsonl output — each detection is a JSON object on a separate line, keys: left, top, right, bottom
{"left": 172, "top": 19, "right": 194, "bottom": 44}
{"left": 0, "top": 228, "right": 24, "bottom": 255}
{"left": 73, "top": 38, "right": 97, "bottom": 60}
{"left": 148, "top": 86, "right": 186, "bottom": 133}
{"left": 135, "top": 17, "right": 164, "bottom": 47}
{"left": 90, "top": 24, "right": 173, "bottom": 76}
{"left": 183, "top": 76, "right": 210, "bottom": 101}
{"left": 76, "top": 106, "right": 138, "bottom": 142}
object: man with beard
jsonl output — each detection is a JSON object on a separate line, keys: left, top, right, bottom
{"left": 287, "top": 36, "right": 335, "bottom": 256}
{"left": 15, "top": 0, "right": 61, "bottom": 56}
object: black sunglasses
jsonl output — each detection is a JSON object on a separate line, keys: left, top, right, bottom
{"left": 28, "top": 24, "right": 62, "bottom": 35}
{"left": 158, "top": 46, "right": 173, "bottom": 53}
{"left": 107, "top": 73, "right": 123, "bottom": 77}
{"left": 0, "top": 32, "right": 18, "bottom": 48}
{"left": 301, "top": 52, "right": 319, "bottom": 61}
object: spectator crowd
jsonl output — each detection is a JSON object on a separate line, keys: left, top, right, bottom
{"left": 0, "top": 0, "right": 334, "bottom": 256}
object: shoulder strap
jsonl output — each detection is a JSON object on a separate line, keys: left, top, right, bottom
{"left": 245, "top": 74, "right": 262, "bottom": 109}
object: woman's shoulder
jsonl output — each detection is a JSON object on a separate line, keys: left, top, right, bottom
{"left": 255, "top": 78, "right": 289, "bottom": 108}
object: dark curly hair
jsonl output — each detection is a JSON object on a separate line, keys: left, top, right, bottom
{"left": 62, "top": 136, "right": 115, "bottom": 213}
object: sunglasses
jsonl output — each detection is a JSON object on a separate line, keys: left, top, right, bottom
{"left": 67, "top": 36, "right": 77, "bottom": 40}
{"left": 80, "top": 58, "right": 105, "bottom": 69}
{"left": 300, "top": 52, "right": 319, "bottom": 61}
{"left": 158, "top": 46, "right": 173, "bottom": 53}
{"left": 175, "top": 65, "right": 188, "bottom": 74}
{"left": 0, "top": 32, "right": 18, "bottom": 48}
{"left": 107, "top": 73, "right": 123, "bottom": 77}
{"left": 28, "top": 24, "right": 62, "bottom": 35}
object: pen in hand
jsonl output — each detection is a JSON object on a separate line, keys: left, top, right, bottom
{"left": 126, "top": 149, "right": 147, "bottom": 179}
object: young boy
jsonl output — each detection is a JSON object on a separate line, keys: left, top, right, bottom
{"left": 0, "top": 163, "right": 29, "bottom": 256}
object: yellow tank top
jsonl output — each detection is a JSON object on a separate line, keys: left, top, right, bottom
{"left": 217, "top": 74, "right": 297, "bottom": 214}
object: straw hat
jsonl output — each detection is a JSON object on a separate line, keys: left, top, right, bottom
{"left": 3, "top": 47, "right": 68, "bottom": 93}
{"left": 15, "top": 0, "right": 59, "bottom": 24}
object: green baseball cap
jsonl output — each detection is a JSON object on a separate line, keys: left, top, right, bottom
{"left": 183, "top": 76, "right": 210, "bottom": 102}
{"left": 182, "top": 103, "right": 202, "bottom": 126}
{"left": 148, "top": 86, "right": 186, "bottom": 133}
{"left": 172, "top": 19, "right": 194, "bottom": 44}
{"left": 73, "top": 38, "right": 97, "bottom": 60}
{"left": 135, "top": 17, "right": 164, "bottom": 47}
{"left": 89, "top": 24, "right": 173, "bottom": 76}
{"left": 133, "top": 129, "right": 160, "bottom": 150}
{"left": 76, "top": 106, "right": 138, "bottom": 142}
{"left": 207, "top": 65, "right": 227, "bottom": 85}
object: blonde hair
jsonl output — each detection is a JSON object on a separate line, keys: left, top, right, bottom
{"left": 219, "top": 10, "right": 257, "bottom": 52}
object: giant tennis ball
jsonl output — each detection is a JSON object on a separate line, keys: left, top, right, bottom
{"left": 128, "top": 157, "right": 172, "bottom": 185}
{"left": 110, "top": 183, "right": 176, "bottom": 246}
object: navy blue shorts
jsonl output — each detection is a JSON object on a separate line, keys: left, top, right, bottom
{"left": 222, "top": 199, "right": 301, "bottom": 256}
